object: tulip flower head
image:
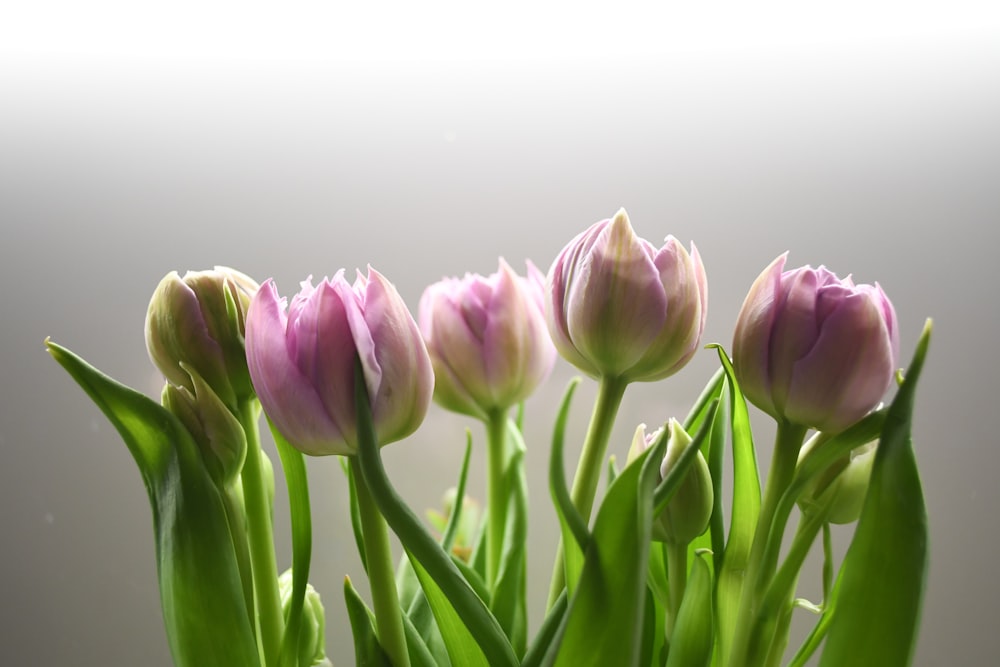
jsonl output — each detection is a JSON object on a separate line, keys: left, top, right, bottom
{"left": 419, "top": 259, "right": 556, "bottom": 419}
{"left": 732, "top": 254, "right": 899, "bottom": 433}
{"left": 546, "top": 209, "right": 708, "bottom": 382}
{"left": 145, "top": 267, "right": 259, "bottom": 410}
{"left": 245, "top": 267, "right": 433, "bottom": 456}
{"left": 627, "top": 419, "right": 713, "bottom": 544}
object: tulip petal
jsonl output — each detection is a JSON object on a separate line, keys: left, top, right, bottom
{"left": 246, "top": 280, "right": 348, "bottom": 455}
{"left": 564, "top": 211, "right": 668, "bottom": 376}
{"left": 768, "top": 266, "right": 822, "bottom": 414}
{"left": 732, "top": 253, "right": 786, "bottom": 418}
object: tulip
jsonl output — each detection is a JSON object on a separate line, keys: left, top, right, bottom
{"left": 145, "top": 267, "right": 259, "bottom": 410}
{"left": 732, "top": 254, "right": 899, "bottom": 433}
{"left": 546, "top": 208, "right": 708, "bottom": 382}
{"left": 628, "top": 419, "right": 714, "bottom": 545}
{"left": 245, "top": 267, "right": 434, "bottom": 456}
{"left": 419, "top": 258, "right": 556, "bottom": 419}
{"left": 278, "top": 570, "right": 333, "bottom": 667}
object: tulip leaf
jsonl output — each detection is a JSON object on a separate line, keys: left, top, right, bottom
{"left": 684, "top": 366, "right": 728, "bottom": 575}
{"left": 521, "top": 592, "right": 568, "bottom": 667}
{"left": 710, "top": 345, "right": 761, "bottom": 665}
{"left": 343, "top": 576, "right": 391, "bottom": 666}
{"left": 270, "top": 420, "right": 314, "bottom": 667}
{"left": 546, "top": 425, "right": 666, "bottom": 667}
{"left": 819, "top": 321, "right": 931, "bottom": 667}
{"left": 353, "top": 361, "right": 518, "bottom": 667}
{"left": 491, "top": 421, "right": 529, "bottom": 655}
{"left": 549, "top": 378, "right": 588, "bottom": 595}
{"left": 665, "top": 550, "right": 714, "bottom": 667}
{"left": 46, "top": 341, "right": 260, "bottom": 667}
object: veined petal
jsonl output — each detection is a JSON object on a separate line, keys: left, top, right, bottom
{"left": 732, "top": 253, "right": 786, "bottom": 417}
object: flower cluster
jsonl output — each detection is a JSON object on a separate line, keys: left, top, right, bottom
{"left": 49, "top": 206, "right": 927, "bottom": 667}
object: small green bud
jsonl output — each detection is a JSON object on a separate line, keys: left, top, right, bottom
{"left": 161, "top": 364, "right": 247, "bottom": 487}
{"left": 145, "top": 267, "right": 259, "bottom": 411}
{"left": 278, "top": 570, "right": 332, "bottom": 667}
{"left": 630, "top": 419, "right": 714, "bottom": 544}
{"left": 797, "top": 434, "right": 877, "bottom": 524}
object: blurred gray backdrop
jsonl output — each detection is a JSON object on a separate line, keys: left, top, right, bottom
{"left": 2, "top": 4, "right": 998, "bottom": 665}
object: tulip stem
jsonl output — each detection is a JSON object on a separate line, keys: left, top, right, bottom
{"left": 350, "top": 456, "right": 411, "bottom": 667}
{"left": 728, "top": 420, "right": 808, "bottom": 667}
{"left": 238, "top": 400, "right": 284, "bottom": 667}
{"left": 486, "top": 408, "right": 509, "bottom": 590}
{"left": 546, "top": 374, "right": 628, "bottom": 607}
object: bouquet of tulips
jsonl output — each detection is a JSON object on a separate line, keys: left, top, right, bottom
{"left": 48, "top": 209, "right": 929, "bottom": 667}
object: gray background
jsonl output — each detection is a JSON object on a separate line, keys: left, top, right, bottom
{"left": 2, "top": 3, "right": 998, "bottom": 665}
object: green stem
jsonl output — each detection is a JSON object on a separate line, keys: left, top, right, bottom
{"left": 546, "top": 375, "right": 628, "bottom": 607}
{"left": 350, "top": 457, "right": 410, "bottom": 667}
{"left": 238, "top": 401, "right": 284, "bottom": 667}
{"left": 728, "top": 420, "right": 807, "bottom": 667}
{"left": 665, "top": 540, "right": 689, "bottom": 640}
{"left": 485, "top": 408, "right": 509, "bottom": 590}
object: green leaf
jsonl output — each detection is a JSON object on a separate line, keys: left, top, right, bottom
{"left": 271, "top": 421, "right": 314, "bottom": 667}
{"left": 710, "top": 346, "right": 761, "bottom": 666}
{"left": 666, "top": 550, "right": 714, "bottom": 667}
{"left": 491, "top": 421, "right": 529, "bottom": 655}
{"left": 352, "top": 362, "right": 518, "bottom": 667}
{"left": 820, "top": 321, "right": 932, "bottom": 667}
{"left": 548, "top": 426, "right": 666, "bottom": 667}
{"left": 343, "top": 576, "right": 391, "bottom": 667}
{"left": 408, "top": 552, "right": 491, "bottom": 667}
{"left": 521, "top": 593, "right": 568, "bottom": 667}
{"left": 47, "top": 341, "right": 260, "bottom": 667}
{"left": 549, "top": 378, "right": 588, "bottom": 595}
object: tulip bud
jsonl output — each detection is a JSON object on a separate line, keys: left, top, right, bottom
{"left": 161, "top": 364, "right": 247, "bottom": 487}
{"left": 732, "top": 254, "right": 899, "bottom": 433}
{"left": 145, "top": 267, "right": 259, "bottom": 410}
{"left": 419, "top": 259, "right": 556, "bottom": 419}
{"left": 278, "top": 570, "right": 333, "bottom": 667}
{"left": 546, "top": 209, "right": 708, "bottom": 382}
{"left": 629, "top": 419, "right": 714, "bottom": 544}
{"left": 245, "top": 267, "right": 434, "bottom": 456}
{"left": 797, "top": 434, "right": 877, "bottom": 524}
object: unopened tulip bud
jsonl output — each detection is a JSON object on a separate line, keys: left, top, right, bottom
{"left": 547, "top": 209, "right": 708, "bottom": 382}
{"left": 245, "top": 267, "right": 433, "bottom": 456}
{"left": 797, "top": 435, "right": 877, "bottom": 524}
{"left": 161, "top": 364, "right": 247, "bottom": 487}
{"left": 733, "top": 254, "right": 899, "bottom": 433}
{"left": 630, "top": 419, "right": 714, "bottom": 544}
{"left": 278, "top": 570, "right": 333, "bottom": 667}
{"left": 419, "top": 259, "right": 556, "bottom": 419}
{"left": 146, "top": 267, "right": 259, "bottom": 410}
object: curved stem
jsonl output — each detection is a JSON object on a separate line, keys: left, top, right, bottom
{"left": 350, "top": 456, "right": 410, "bottom": 667}
{"left": 485, "top": 408, "right": 509, "bottom": 590}
{"left": 238, "top": 401, "right": 283, "bottom": 667}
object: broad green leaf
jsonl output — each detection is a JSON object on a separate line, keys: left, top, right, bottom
{"left": 548, "top": 427, "right": 665, "bottom": 667}
{"left": 352, "top": 363, "right": 518, "bottom": 667}
{"left": 710, "top": 346, "right": 761, "bottom": 666}
{"left": 47, "top": 341, "right": 260, "bottom": 667}
{"left": 820, "top": 321, "right": 931, "bottom": 667}
{"left": 343, "top": 576, "right": 391, "bottom": 667}
{"left": 666, "top": 550, "right": 714, "bottom": 667}
{"left": 408, "top": 552, "right": 491, "bottom": 667}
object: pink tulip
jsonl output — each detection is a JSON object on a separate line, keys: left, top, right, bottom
{"left": 546, "top": 209, "right": 708, "bottom": 382}
{"left": 419, "top": 259, "right": 556, "bottom": 419}
{"left": 733, "top": 254, "right": 899, "bottom": 433}
{"left": 245, "top": 267, "right": 433, "bottom": 456}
